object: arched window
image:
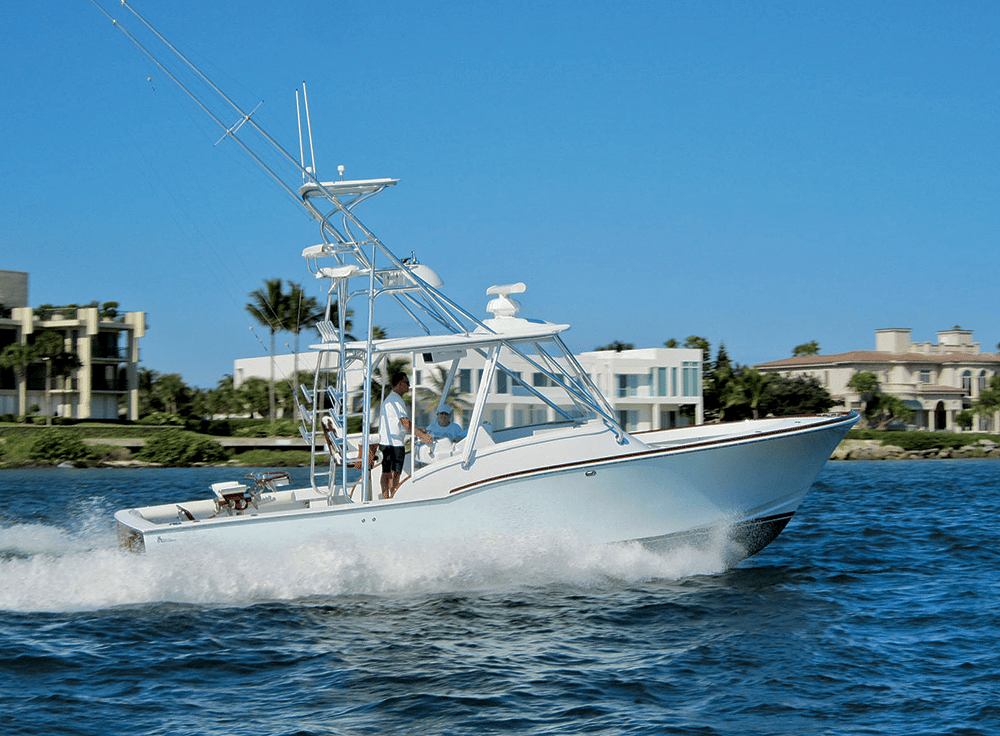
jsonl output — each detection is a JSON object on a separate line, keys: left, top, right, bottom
{"left": 962, "top": 370, "right": 972, "bottom": 393}
{"left": 979, "top": 370, "right": 988, "bottom": 392}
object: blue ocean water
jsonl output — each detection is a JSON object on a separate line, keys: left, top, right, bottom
{"left": 1, "top": 461, "right": 997, "bottom": 736}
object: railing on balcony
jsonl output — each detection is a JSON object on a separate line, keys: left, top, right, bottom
{"left": 92, "top": 346, "right": 126, "bottom": 360}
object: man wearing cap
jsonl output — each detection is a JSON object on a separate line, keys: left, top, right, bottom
{"left": 427, "top": 405, "right": 465, "bottom": 442}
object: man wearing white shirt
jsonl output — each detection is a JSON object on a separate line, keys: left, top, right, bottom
{"left": 378, "top": 373, "right": 432, "bottom": 499}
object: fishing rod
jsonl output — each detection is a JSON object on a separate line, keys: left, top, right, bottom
{"left": 90, "top": 0, "right": 493, "bottom": 350}
{"left": 89, "top": 0, "right": 312, "bottom": 203}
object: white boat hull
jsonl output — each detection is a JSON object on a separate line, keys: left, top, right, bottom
{"left": 116, "top": 413, "right": 857, "bottom": 564}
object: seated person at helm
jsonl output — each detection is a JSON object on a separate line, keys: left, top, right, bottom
{"left": 426, "top": 405, "right": 465, "bottom": 442}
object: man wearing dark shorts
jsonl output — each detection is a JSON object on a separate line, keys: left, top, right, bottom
{"left": 378, "top": 373, "right": 433, "bottom": 498}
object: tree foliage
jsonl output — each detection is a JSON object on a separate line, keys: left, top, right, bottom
{"left": 150, "top": 373, "right": 189, "bottom": 415}
{"left": 792, "top": 340, "right": 820, "bottom": 356}
{"left": 2, "top": 332, "right": 82, "bottom": 423}
{"left": 240, "top": 377, "right": 272, "bottom": 418}
{"left": 974, "top": 376, "right": 1000, "bottom": 415}
{"left": 955, "top": 410, "right": 975, "bottom": 430}
{"left": 0, "top": 343, "right": 33, "bottom": 382}
{"left": 759, "top": 375, "right": 834, "bottom": 416}
{"left": 246, "top": 278, "right": 289, "bottom": 421}
{"left": 696, "top": 337, "right": 835, "bottom": 422}
{"left": 847, "top": 371, "right": 880, "bottom": 399}
{"left": 846, "top": 371, "right": 913, "bottom": 429}
{"left": 740, "top": 368, "right": 772, "bottom": 419}
{"left": 414, "top": 365, "right": 474, "bottom": 422}
{"left": 28, "top": 429, "right": 94, "bottom": 465}
{"left": 137, "top": 429, "right": 229, "bottom": 465}
{"left": 594, "top": 341, "right": 634, "bottom": 352}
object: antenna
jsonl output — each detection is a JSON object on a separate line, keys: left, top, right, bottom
{"left": 302, "top": 82, "right": 317, "bottom": 181}
{"left": 338, "top": 165, "right": 345, "bottom": 181}
{"left": 295, "top": 88, "right": 306, "bottom": 183}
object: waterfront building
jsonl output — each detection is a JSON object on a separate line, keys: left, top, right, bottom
{"left": 0, "top": 270, "right": 147, "bottom": 420}
{"left": 756, "top": 327, "right": 1000, "bottom": 433}
{"left": 233, "top": 346, "right": 704, "bottom": 431}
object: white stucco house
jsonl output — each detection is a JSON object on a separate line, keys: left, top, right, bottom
{"left": 756, "top": 327, "right": 1000, "bottom": 433}
{"left": 233, "top": 346, "right": 704, "bottom": 432}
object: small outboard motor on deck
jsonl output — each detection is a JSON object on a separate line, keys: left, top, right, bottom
{"left": 211, "top": 472, "right": 290, "bottom": 516}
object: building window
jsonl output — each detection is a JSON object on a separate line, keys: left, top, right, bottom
{"left": 616, "top": 374, "right": 648, "bottom": 397}
{"left": 979, "top": 371, "right": 988, "bottom": 392}
{"left": 671, "top": 367, "right": 678, "bottom": 396}
{"left": 459, "top": 369, "right": 472, "bottom": 394}
{"left": 489, "top": 409, "right": 505, "bottom": 430}
{"left": 616, "top": 374, "right": 628, "bottom": 397}
{"left": 656, "top": 367, "right": 668, "bottom": 396}
{"left": 532, "top": 372, "right": 564, "bottom": 388}
{"left": 617, "top": 409, "right": 639, "bottom": 431}
{"left": 660, "top": 408, "right": 676, "bottom": 428}
{"left": 919, "top": 370, "right": 931, "bottom": 384}
{"left": 962, "top": 370, "right": 972, "bottom": 393}
{"left": 682, "top": 362, "right": 699, "bottom": 397}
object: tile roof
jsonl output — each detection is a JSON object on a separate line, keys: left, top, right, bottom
{"left": 756, "top": 350, "right": 1000, "bottom": 368}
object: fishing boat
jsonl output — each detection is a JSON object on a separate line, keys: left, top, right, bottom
{"left": 102, "top": 3, "right": 858, "bottom": 561}
{"left": 114, "top": 167, "right": 857, "bottom": 558}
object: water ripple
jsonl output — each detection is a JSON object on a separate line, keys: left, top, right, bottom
{"left": 0, "top": 462, "right": 998, "bottom": 735}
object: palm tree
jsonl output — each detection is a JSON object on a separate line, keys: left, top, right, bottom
{"left": 33, "top": 330, "right": 80, "bottom": 425}
{"left": 0, "top": 342, "right": 35, "bottom": 419}
{"left": 366, "top": 357, "right": 411, "bottom": 418}
{"left": 739, "top": 367, "right": 772, "bottom": 420}
{"left": 137, "top": 367, "right": 159, "bottom": 417}
{"left": 246, "top": 278, "right": 291, "bottom": 421}
{"left": 415, "top": 365, "right": 473, "bottom": 424}
{"left": 151, "top": 373, "right": 190, "bottom": 416}
{"left": 208, "top": 374, "right": 242, "bottom": 417}
{"left": 285, "top": 281, "right": 322, "bottom": 388}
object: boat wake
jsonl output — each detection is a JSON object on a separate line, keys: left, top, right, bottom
{"left": 0, "top": 521, "right": 735, "bottom": 613}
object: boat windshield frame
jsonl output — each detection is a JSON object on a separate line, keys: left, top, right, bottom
{"left": 294, "top": 178, "right": 625, "bottom": 502}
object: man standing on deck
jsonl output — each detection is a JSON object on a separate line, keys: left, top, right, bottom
{"left": 378, "top": 372, "right": 433, "bottom": 499}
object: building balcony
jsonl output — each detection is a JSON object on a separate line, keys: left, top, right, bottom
{"left": 91, "top": 347, "right": 126, "bottom": 360}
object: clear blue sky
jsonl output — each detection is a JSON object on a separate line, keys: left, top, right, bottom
{"left": 3, "top": 1, "right": 998, "bottom": 387}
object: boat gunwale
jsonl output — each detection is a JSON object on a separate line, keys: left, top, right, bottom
{"left": 442, "top": 411, "right": 857, "bottom": 495}
{"left": 119, "top": 412, "right": 855, "bottom": 540}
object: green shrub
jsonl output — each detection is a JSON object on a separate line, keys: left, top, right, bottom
{"left": 230, "top": 449, "right": 311, "bottom": 466}
{"left": 844, "top": 429, "right": 983, "bottom": 451}
{"left": 234, "top": 419, "right": 299, "bottom": 437}
{"left": 202, "top": 419, "right": 233, "bottom": 436}
{"left": 0, "top": 434, "right": 35, "bottom": 465}
{"left": 137, "top": 412, "right": 185, "bottom": 426}
{"left": 88, "top": 443, "right": 133, "bottom": 462}
{"left": 28, "top": 429, "right": 95, "bottom": 465}
{"left": 880, "top": 432, "right": 966, "bottom": 451}
{"left": 137, "top": 429, "right": 230, "bottom": 466}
